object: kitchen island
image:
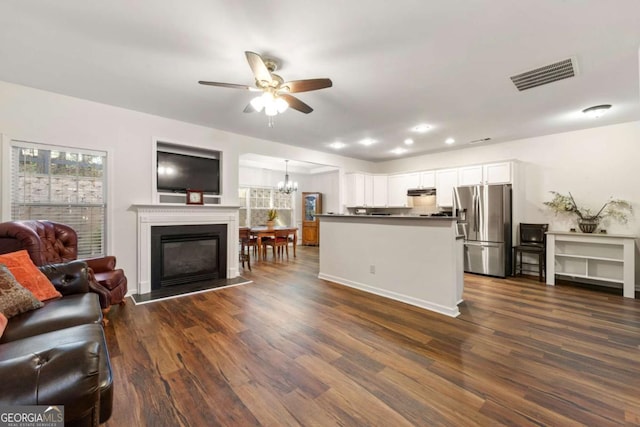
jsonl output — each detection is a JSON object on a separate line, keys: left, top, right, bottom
{"left": 317, "top": 214, "right": 464, "bottom": 317}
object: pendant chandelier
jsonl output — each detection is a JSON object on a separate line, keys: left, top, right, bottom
{"left": 277, "top": 160, "right": 298, "bottom": 194}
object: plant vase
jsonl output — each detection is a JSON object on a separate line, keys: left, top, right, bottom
{"left": 578, "top": 216, "right": 599, "bottom": 233}
{"left": 266, "top": 220, "right": 275, "bottom": 230}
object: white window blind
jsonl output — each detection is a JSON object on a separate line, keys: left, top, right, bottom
{"left": 10, "top": 141, "right": 107, "bottom": 258}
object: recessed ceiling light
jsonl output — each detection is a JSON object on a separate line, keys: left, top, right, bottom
{"left": 404, "top": 138, "right": 414, "bottom": 145}
{"left": 359, "top": 138, "right": 376, "bottom": 146}
{"left": 411, "top": 124, "right": 432, "bottom": 133}
{"left": 445, "top": 138, "right": 455, "bottom": 145}
{"left": 391, "top": 147, "right": 407, "bottom": 155}
{"left": 582, "top": 104, "right": 611, "bottom": 119}
{"left": 329, "top": 142, "right": 346, "bottom": 149}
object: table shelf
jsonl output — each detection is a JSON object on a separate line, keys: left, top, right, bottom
{"left": 546, "top": 231, "right": 637, "bottom": 298}
{"left": 555, "top": 272, "right": 623, "bottom": 284}
{"left": 555, "top": 253, "right": 623, "bottom": 263}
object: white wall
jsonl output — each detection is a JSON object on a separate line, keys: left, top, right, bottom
{"left": 308, "top": 170, "right": 340, "bottom": 214}
{"left": 0, "top": 80, "right": 372, "bottom": 292}
{"left": 377, "top": 122, "right": 640, "bottom": 236}
{"left": 2, "top": 79, "right": 639, "bottom": 291}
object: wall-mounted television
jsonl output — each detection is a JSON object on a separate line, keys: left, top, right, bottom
{"left": 157, "top": 151, "right": 220, "bottom": 195}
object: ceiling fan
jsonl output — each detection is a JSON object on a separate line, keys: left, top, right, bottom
{"left": 199, "top": 51, "right": 332, "bottom": 124}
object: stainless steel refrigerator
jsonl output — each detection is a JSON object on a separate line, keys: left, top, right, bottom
{"left": 453, "top": 184, "right": 512, "bottom": 277}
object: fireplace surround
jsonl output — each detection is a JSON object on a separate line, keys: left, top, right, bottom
{"left": 132, "top": 204, "right": 240, "bottom": 295}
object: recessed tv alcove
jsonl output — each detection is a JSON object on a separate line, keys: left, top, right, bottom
{"left": 155, "top": 141, "right": 222, "bottom": 204}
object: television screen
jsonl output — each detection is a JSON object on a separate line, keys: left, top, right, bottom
{"left": 157, "top": 151, "right": 220, "bottom": 194}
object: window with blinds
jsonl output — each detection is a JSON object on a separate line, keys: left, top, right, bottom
{"left": 10, "top": 141, "right": 107, "bottom": 257}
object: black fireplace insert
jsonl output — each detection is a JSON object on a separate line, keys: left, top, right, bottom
{"left": 151, "top": 224, "right": 227, "bottom": 289}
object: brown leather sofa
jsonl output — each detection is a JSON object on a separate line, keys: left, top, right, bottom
{"left": 0, "top": 220, "right": 128, "bottom": 315}
{"left": 0, "top": 260, "right": 113, "bottom": 426}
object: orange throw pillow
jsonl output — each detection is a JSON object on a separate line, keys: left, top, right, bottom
{"left": 0, "top": 250, "right": 61, "bottom": 301}
{"left": 0, "top": 312, "right": 7, "bottom": 339}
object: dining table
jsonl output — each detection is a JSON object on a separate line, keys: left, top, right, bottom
{"left": 249, "top": 226, "right": 298, "bottom": 261}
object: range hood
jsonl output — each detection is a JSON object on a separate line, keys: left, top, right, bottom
{"left": 407, "top": 188, "right": 436, "bottom": 197}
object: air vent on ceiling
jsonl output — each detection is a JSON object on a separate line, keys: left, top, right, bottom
{"left": 468, "top": 137, "right": 491, "bottom": 145}
{"left": 510, "top": 57, "right": 577, "bottom": 91}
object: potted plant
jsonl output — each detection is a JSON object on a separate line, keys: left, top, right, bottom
{"left": 266, "top": 209, "right": 277, "bottom": 230}
{"left": 544, "top": 191, "right": 632, "bottom": 233}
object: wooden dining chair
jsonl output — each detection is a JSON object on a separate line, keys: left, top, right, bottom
{"left": 263, "top": 229, "right": 290, "bottom": 259}
{"left": 238, "top": 227, "right": 252, "bottom": 271}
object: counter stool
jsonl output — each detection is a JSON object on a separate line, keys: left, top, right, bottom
{"left": 513, "top": 223, "right": 548, "bottom": 282}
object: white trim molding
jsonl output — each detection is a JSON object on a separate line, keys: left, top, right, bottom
{"left": 131, "top": 204, "right": 240, "bottom": 295}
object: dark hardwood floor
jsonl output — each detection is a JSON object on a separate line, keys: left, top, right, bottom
{"left": 104, "top": 246, "right": 640, "bottom": 426}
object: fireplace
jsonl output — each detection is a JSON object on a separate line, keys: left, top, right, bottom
{"left": 151, "top": 224, "right": 227, "bottom": 290}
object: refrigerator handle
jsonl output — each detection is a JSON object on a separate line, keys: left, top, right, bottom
{"left": 473, "top": 191, "right": 479, "bottom": 232}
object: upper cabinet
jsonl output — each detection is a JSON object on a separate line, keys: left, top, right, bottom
{"left": 345, "top": 173, "right": 386, "bottom": 207}
{"left": 458, "top": 162, "right": 512, "bottom": 186}
{"left": 346, "top": 161, "right": 513, "bottom": 209}
{"left": 483, "top": 162, "right": 512, "bottom": 184}
{"left": 387, "top": 174, "right": 409, "bottom": 207}
{"left": 419, "top": 171, "right": 436, "bottom": 188}
{"left": 345, "top": 173, "right": 365, "bottom": 207}
{"left": 372, "top": 175, "right": 388, "bottom": 206}
{"left": 457, "top": 165, "right": 483, "bottom": 186}
{"left": 435, "top": 169, "right": 458, "bottom": 207}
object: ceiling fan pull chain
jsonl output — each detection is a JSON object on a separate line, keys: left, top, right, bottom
{"left": 268, "top": 116, "right": 275, "bottom": 128}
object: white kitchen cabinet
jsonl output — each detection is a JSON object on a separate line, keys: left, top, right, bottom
{"left": 458, "top": 166, "right": 483, "bottom": 186}
{"left": 419, "top": 171, "right": 436, "bottom": 188}
{"left": 484, "top": 162, "right": 512, "bottom": 184}
{"left": 364, "top": 174, "right": 374, "bottom": 206}
{"left": 435, "top": 168, "right": 458, "bottom": 207}
{"left": 346, "top": 173, "right": 384, "bottom": 206}
{"left": 387, "top": 174, "right": 409, "bottom": 206}
{"left": 458, "top": 162, "right": 512, "bottom": 185}
{"left": 345, "top": 173, "right": 365, "bottom": 206}
{"left": 405, "top": 173, "right": 420, "bottom": 189}
{"left": 372, "top": 175, "right": 388, "bottom": 206}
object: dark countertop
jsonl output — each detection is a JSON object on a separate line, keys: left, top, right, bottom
{"left": 316, "top": 214, "right": 457, "bottom": 221}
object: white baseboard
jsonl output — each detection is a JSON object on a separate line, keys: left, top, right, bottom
{"left": 318, "top": 273, "right": 460, "bottom": 318}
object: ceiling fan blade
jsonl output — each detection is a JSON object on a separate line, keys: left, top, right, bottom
{"left": 245, "top": 51, "right": 273, "bottom": 84}
{"left": 198, "top": 81, "right": 259, "bottom": 91}
{"left": 243, "top": 103, "right": 256, "bottom": 113}
{"left": 280, "top": 94, "right": 313, "bottom": 114}
{"left": 280, "top": 78, "right": 333, "bottom": 93}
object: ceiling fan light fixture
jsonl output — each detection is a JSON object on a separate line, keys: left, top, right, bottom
{"left": 250, "top": 95, "right": 265, "bottom": 112}
{"left": 275, "top": 96, "right": 289, "bottom": 113}
{"left": 265, "top": 104, "right": 278, "bottom": 116}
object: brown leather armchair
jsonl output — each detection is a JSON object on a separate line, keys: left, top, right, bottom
{"left": 0, "top": 220, "right": 127, "bottom": 315}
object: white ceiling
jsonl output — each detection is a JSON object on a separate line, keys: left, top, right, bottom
{"left": 1, "top": 1, "right": 639, "bottom": 162}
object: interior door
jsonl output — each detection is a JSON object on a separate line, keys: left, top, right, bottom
{"left": 302, "top": 192, "right": 322, "bottom": 245}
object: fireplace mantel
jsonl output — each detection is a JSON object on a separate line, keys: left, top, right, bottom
{"left": 131, "top": 204, "right": 240, "bottom": 295}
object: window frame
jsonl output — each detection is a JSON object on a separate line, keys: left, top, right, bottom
{"left": 8, "top": 139, "right": 109, "bottom": 258}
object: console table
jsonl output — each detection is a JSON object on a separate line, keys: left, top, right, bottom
{"left": 546, "top": 231, "right": 637, "bottom": 298}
